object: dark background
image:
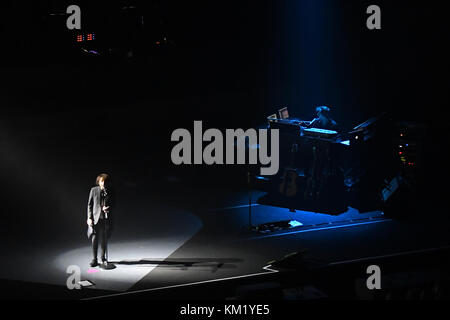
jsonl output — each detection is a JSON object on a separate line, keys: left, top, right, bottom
{"left": 1, "top": 1, "right": 448, "bottom": 123}
{"left": 0, "top": 1, "right": 448, "bottom": 247}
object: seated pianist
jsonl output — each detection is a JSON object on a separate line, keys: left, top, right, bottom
{"left": 269, "top": 105, "right": 340, "bottom": 138}
{"left": 305, "top": 106, "right": 339, "bottom": 131}
{"left": 302, "top": 106, "right": 341, "bottom": 199}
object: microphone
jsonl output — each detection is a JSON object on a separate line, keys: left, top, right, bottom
{"left": 102, "top": 188, "right": 109, "bottom": 219}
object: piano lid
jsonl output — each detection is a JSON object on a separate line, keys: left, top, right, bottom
{"left": 350, "top": 112, "right": 387, "bottom": 133}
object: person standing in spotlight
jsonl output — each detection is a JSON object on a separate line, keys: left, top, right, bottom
{"left": 87, "top": 173, "right": 114, "bottom": 267}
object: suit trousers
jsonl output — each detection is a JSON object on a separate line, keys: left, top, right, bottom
{"left": 92, "top": 219, "right": 108, "bottom": 261}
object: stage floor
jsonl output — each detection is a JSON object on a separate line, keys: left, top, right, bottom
{"left": 1, "top": 188, "right": 449, "bottom": 299}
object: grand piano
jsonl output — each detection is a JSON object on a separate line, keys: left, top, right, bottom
{"left": 266, "top": 113, "right": 348, "bottom": 207}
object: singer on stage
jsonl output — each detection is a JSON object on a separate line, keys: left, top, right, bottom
{"left": 87, "top": 173, "right": 114, "bottom": 267}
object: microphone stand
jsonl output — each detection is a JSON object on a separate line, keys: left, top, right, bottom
{"left": 101, "top": 189, "right": 116, "bottom": 270}
{"left": 101, "top": 213, "right": 115, "bottom": 270}
{"left": 248, "top": 171, "right": 253, "bottom": 231}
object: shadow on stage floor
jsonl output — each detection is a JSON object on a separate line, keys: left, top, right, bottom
{"left": 1, "top": 183, "right": 449, "bottom": 299}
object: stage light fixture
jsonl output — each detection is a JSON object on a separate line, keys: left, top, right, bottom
{"left": 76, "top": 33, "right": 95, "bottom": 43}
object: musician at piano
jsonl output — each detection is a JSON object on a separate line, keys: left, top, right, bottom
{"left": 305, "top": 106, "right": 339, "bottom": 131}
{"left": 302, "top": 106, "right": 340, "bottom": 199}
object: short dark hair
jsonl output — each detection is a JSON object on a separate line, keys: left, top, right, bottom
{"left": 316, "top": 106, "right": 331, "bottom": 117}
{"left": 96, "top": 173, "right": 110, "bottom": 185}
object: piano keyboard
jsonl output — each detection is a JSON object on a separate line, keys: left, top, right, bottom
{"left": 302, "top": 128, "right": 338, "bottom": 139}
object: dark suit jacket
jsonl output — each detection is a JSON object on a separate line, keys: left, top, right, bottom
{"left": 87, "top": 186, "right": 114, "bottom": 239}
